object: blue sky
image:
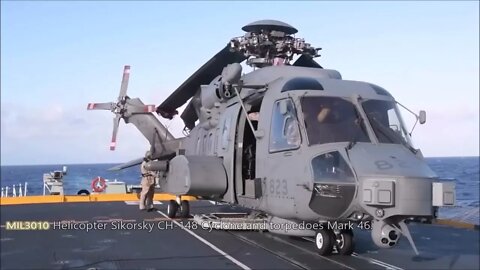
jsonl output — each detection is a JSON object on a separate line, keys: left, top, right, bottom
{"left": 1, "top": 1, "right": 478, "bottom": 165}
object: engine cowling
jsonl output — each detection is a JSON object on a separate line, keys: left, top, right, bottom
{"left": 164, "top": 155, "right": 227, "bottom": 197}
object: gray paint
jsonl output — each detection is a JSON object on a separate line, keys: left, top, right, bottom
{"left": 165, "top": 155, "right": 227, "bottom": 197}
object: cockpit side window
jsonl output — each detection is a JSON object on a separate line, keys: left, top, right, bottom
{"left": 362, "top": 100, "right": 411, "bottom": 145}
{"left": 269, "top": 98, "right": 301, "bottom": 152}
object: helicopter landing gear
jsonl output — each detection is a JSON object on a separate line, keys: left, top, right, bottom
{"left": 333, "top": 229, "right": 355, "bottom": 255}
{"left": 315, "top": 229, "right": 335, "bottom": 255}
{"left": 167, "top": 196, "right": 190, "bottom": 218}
{"left": 179, "top": 200, "right": 190, "bottom": 218}
{"left": 167, "top": 200, "right": 178, "bottom": 218}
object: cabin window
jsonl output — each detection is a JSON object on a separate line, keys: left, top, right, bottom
{"left": 312, "top": 151, "right": 355, "bottom": 183}
{"left": 301, "top": 96, "right": 370, "bottom": 145}
{"left": 269, "top": 98, "right": 301, "bottom": 152}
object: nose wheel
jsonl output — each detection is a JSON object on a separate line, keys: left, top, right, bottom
{"left": 315, "top": 229, "right": 335, "bottom": 255}
{"left": 314, "top": 228, "right": 354, "bottom": 256}
{"left": 333, "top": 229, "right": 354, "bottom": 255}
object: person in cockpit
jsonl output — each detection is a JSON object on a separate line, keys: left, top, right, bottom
{"left": 302, "top": 98, "right": 368, "bottom": 145}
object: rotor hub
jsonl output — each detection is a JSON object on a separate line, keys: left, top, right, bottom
{"left": 230, "top": 19, "right": 321, "bottom": 68}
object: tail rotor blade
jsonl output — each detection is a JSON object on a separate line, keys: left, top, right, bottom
{"left": 110, "top": 115, "right": 121, "bottom": 151}
{"left": 128, "top": 104, "right": 157, "bottom": 114}
{"left": 87, "top": 102, "right": 115, "bottom": 111}
{"left": 118, "top": 65, "right": 131, "bottom": 100}
{"left": 88, "top": 65, "right": 161, "bottom": 152}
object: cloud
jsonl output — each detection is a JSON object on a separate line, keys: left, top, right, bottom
{"left": 1, "top": 102, "right": 153, "bottom": 165}
{"left": 2, "top": 102, "right": 89, "bottom": 140}
{"left": 1, "top": 97, "right": 478, "bottom": 165}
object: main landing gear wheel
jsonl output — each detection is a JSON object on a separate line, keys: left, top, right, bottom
{"left": 167, "top": 200, "right": 178, "bottom": 218}
{"left": 179, "top": 200, "right": 190, "bottom": 218}
{"left": 334, "top": 230, "right": 355, "bottom": 255}
{"left": 315, "top": 229, "right": 335, "bottom": 255}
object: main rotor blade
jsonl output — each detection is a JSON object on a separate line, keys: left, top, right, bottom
{"left": 157, "top": 44, "right": 246, "bottom": 118}
{"left": 110, "top": 115, "right": 121, "bottom": 151}
{"left": 118, "top": 65, "right": 131, "bottom": 100}
{"left": 180, "top": 98, "right": 198, "bottom": 130}
{"left": 87, "top": 102, "right": 115, "bottom": 110}
{"left": 108, "top": 157, "right": 144, "bottom": 171}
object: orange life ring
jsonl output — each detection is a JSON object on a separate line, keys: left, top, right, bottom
{"left": 91, "top": 176, "right": 107, "bottom": 193}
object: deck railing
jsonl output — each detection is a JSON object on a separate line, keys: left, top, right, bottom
{"left": 1, "top": 182, "right": 28, "bottom": 197}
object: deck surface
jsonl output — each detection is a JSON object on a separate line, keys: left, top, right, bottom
{"left": 1, "top": 201, "right": 479, "bottom": 269}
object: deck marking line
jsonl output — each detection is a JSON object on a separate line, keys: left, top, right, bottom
{"left": 124, "top": 201, "right": 163, "bottom": 205}
{"left": 231, "top": 232, "right": 307, "bottom": 269}
{"left": 301, "top": 237, "right": 403, "bottom": 270}
{"left": 352, "top": 253, "right": 404, "bottom": 270}
{"left": 270, "top": 235, "right": 355, "bottom": 270}
{"left": 157, "top": 210, "right": 251, "bottom": 270}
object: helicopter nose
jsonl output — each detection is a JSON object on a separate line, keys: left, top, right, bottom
{"left": 360, "top": 177, "right": 435, "bottom": 219}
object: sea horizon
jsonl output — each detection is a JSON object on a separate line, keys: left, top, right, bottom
{"left": 1, "top": 156, "right": 478, "bottom": 224}
{"left": 1, "top": 155, "right": 478, "bottom": 167}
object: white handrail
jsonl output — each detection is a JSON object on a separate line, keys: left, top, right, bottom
{"left": 1, "top": 182, "right": 29, "bottom": 197}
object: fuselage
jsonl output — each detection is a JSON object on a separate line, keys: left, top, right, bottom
{"left": 180, "top": 65, "right": 437, "bottom": 225}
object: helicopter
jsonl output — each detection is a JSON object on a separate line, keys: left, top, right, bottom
{"left": 87, "top": 19, "right": 456, "bottom": 256}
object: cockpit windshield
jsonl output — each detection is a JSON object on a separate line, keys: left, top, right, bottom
{"left": 301, "top": 97, "right": 370, "bottom": 146}
{"left": 362, "top": 100, "right": 412, "bottom": 146}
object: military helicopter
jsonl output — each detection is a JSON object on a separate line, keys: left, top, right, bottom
{"left": 87, "top": 20, "right": 455, "bottom": 256}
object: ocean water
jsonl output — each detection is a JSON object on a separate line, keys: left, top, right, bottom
{"left": 1, "top": 157, "right": 478, "bottom": 223}
{"left": 0, "top": 163, "right": 141, "bottom": 196}
{"left": 426, "top": 157, "right": 479, "bottom": 224}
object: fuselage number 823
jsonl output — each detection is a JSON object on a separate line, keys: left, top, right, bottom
{"left": 269, "top": 179, "right": 288, "bottom": 196}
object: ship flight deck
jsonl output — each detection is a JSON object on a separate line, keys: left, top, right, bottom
{"left": 1, "top": 200, "right": 479, "bottom": 269}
